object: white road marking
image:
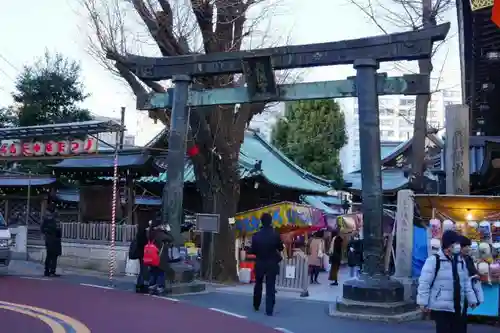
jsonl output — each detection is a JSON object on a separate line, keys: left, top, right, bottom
{"left": 79, "top": 283, "right": 114, "bottom": 290}
{"left": 151, "top": 295, "right": 180, "bottom": 302}
{"left": 275, "top": 328, "right": 294, "bottom": 333}
{"left": 20, "top": 276, "right": 50, "bottom": 281}
{"left": 209, "top": 308, "right": 247, "bottom": 319}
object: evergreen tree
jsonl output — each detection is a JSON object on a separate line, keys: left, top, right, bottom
{"left": 0, "top": 51, "right": 92, "bottom": 127}
{"left": 272, "top": 100, "right": 347, "bottom": 185}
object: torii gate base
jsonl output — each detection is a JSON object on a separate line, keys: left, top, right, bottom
{"left": 118, "top": 23, "right": 449, "bottom": 314}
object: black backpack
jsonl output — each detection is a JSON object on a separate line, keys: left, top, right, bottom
{"left": 429, "top": 253, "right": 464, "bottom": 288}
{"left": 430, "top": 254, "right": 441, "bottom": 288}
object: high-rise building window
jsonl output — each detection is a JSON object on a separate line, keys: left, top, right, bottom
{"left": 381, "top": 130, "right": 395, "bottom": 138}
{"left": 399, "top": 131, "right": 411, "bottom": 140}
{"left": 400, "top": 99, "right": 414, "bottom": 106}
{"left": 380, "top": 108, "right": 395, "bottom": 116}
{"left": 380, "top": 119, "right": 394, "bottom": 127}
{"left": 429, "top": 110, "right": 438, "bottom": 119}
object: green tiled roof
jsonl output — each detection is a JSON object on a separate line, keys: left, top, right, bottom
{"left": 140, "top": 131, "right": 333, "bottom": 194}
{"left": 344, "top": 168, "right": 408, "bottom": 192}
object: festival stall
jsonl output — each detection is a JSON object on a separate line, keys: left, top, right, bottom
{"left": 234, "top": 202, "right": 326, "bottom": 282}
{"left": 415, "top": 194, "right": 500, "bottom": 318}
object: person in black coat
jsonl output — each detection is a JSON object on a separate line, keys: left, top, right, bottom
{"left": 41, "top": 205, "right": 62, "bottom": 277}
{"left": 347, "top": 231, "right": 363, "bottom": 278}
{"left": 129, "top": 220, "right": 149, "bottom": 293}
{"left": 250, "top": 213, "right": 284, "bottom": 316}
{"left": 328, "top": 230, "right": 343, "bottom": 286}
{"left": 147, "top": 220, "right": 174, "bottom": 295}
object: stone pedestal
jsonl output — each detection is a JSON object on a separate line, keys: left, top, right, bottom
{"left": 342, "top": 274, "right": 404, "bottom": 303}
{"left": 164, "top": 261, "right": 206, "bottom": 295}
{"left": 334, "top": 274, "right": 417, "bottom": 321}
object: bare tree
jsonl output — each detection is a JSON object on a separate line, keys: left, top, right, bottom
{"left": 83, "top": 0, "right": 288, "bottom": 281}
{"left": 347, "top": 0, "right": 455, "bottom": 191}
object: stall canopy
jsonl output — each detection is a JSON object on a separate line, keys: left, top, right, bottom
{"left": 415, "top": 194, "right": 500, "bottom": 221}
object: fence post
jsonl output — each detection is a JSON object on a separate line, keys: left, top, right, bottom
{"left": 76, "top": 222, "right": 81, "bottom": 241}
{"left": 300, "top": 257, "right": 309, "bottom": 297}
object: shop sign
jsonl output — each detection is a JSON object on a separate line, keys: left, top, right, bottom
{"left": 0, "top": 138, "right": 98, "bottom": 157}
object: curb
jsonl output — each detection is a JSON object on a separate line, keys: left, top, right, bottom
{"left": 328, "top": 303, "right": 423, "bottom": 323}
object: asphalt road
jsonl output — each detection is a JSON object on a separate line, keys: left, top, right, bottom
{"left": 2, "top": 270, "right": 499, "bottom": 333}
{"left": 0, "top": 275, "right": 281, "bottom": 333}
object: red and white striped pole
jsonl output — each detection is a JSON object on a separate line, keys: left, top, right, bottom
{"left": 109, "top": 146, "right": 119, "bottom": 286}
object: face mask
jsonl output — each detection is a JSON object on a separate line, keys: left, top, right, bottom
{"left": 452, "top": 244, "right": 461, "bottom": 254}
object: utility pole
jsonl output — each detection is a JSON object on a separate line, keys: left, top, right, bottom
{"left": 119, "top": 107, "right": 125, "bottom": 150}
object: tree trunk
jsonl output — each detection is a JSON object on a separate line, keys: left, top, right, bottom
{"left": 194, "top": 146, "right": 239, "bottom": 282}
{"left": 410, "top": 0, "right": 434, "bottom": 192}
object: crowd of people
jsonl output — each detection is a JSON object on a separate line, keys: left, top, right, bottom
{"left": 304, "top": 229, "right": 363, "bottom": 286}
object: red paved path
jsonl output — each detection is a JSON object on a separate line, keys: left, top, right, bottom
{"left": 0, "top": 276, "right": 279, "bottom": 333}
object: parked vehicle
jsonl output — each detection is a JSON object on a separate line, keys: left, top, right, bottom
{"left": 0, "top": 213, "right": 11, "bottom": 271}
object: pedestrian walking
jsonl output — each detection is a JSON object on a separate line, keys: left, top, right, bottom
{"left": 250, "top": 213, "right": 284, "bottom": 316}
{"left": 458, "top": 235, "right": 484, "bottom": 333}
{"left": 307, "top": 230, "right": 325, "bottom": 284}
{"left": 328, "top": 230, "right": 343, "bottom": 286}
{"left": 347, "top": 231, "right": 363, "bottom": 278}
{"left": 417, "top": 230, "right": 478, "bottom": 333}
{"left": 144, "top": 219, "right": 174, "bottom": 295}
{"left": 41, "top": 204, "right": 62, "bottom": 277}
{"left": 129, "top": 220, "right": 150, "bottom": 293}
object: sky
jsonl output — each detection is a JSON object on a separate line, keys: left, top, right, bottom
{"left": 0, "top": 0, "right": 461, "bottom": 144}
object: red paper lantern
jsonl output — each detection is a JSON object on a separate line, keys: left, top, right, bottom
{"left": 187, "top": 145, "right": 200, "bottom": 157}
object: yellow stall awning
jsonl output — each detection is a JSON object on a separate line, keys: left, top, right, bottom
{"left": 415, "top": 194, "right": 500, "bottom": 222}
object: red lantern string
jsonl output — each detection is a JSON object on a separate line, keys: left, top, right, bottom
{"left": 187, "top": 145, "right": 200, "bottom": 157}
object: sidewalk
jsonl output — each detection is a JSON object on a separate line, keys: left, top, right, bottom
{"left": 7, "top": 260, "right": 350, "bottom": 303}
{"left": 6, "top": 260, "right": 136, "bottom": 283}
{"left": 216, "top": 266, "right": 351, "bottom": 302}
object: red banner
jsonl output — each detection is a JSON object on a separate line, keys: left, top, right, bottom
{"left": 0, "top": 138, "right": 98, "bottom": 157}
{"left": 493, "top": 0, "right": 500, "bottom": 27}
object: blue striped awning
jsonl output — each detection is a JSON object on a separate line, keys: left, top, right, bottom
{"left": 0, "top": 177, "right": 56, "bottom": 186}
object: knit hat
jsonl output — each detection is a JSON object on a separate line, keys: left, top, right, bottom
{"left": 441, "top": 230, "right": 459, "bottom": 249}
{"left": 459, "top": 235, "right": 472, "bottom": 247}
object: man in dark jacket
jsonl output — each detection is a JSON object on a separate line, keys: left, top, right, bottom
{"left": 347, "top": 231, "right": 363, "bottom": 278}
{"left": 130, "top": 220, "right": 149, "bottom": 293}
{"left": 41, "top": 205, "right": 62, "bottom": 277}
{"left": 250, "top": 213, "right": 284, "bottom": 316}
{"left": 458, "top": 235, "right": 483, "bottom": 333}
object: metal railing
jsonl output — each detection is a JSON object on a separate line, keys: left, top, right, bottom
{"left": 276, "top": 255, "right": 309, "bottom": 297}
{"left": 27, "top": 222, "right": 138, "bottom": 245}
{"left": 61, "top": 223, "right": 137, "bottom": 244}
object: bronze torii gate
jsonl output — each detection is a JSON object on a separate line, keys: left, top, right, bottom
{"left": 114, "top": 23, "right": 449, "bottom": 313}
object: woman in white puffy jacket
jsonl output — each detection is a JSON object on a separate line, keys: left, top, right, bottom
{"left": 417, "top": 230, "right": 478, "bottom": 333}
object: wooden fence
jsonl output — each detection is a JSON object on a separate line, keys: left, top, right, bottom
{"left": 28, "top": 223, "right": 138, "bottom": 245}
